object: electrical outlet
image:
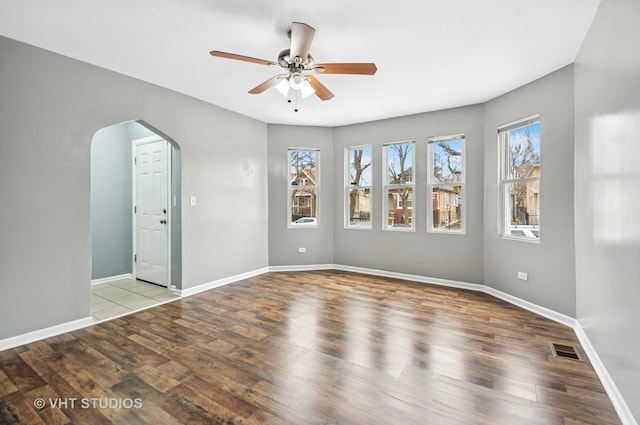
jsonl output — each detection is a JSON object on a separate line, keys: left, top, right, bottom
{"left": 298, "top": 247, "right": 306, "bottom": 253}
{"left": 518, "top": 272, "right": 528, "bottom": 281}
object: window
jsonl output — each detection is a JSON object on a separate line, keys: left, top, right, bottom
{"left": 428, "top": 134, "right": 465, "bottom": 233}
{"left": 288, "top": 148, "right": 319, "bottom": 227}
{"left": 383, "top": 141, "right": 414, "bottom": 231}
{"left": 345, "top": 145, "right": 372, "bottom": 229}
{"left": 498, "top": 115, "right": 540, "bottom": 240}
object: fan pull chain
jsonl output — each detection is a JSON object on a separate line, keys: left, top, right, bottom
{"left": 286, "top": 90, "right": 300, "bottom": 112}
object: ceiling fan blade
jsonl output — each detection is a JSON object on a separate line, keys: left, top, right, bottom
{"left": 248, "top": 75, "right": 284, "bottom": 94}
{"left": 307, "top": 75, "right": 334, "bottom": 101}
{"left": 289, "top": 22, "right": 315, "bottom": 64}
{"left": 313, "top": 63, "right": 378, "bottom": 75}
{"left": 210, "top": 50, "right": 277, "bottom": 67}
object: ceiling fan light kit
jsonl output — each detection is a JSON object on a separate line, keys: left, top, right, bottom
{"left": 274, "top": 78, "right": 290, "bottom": 97}
{"left": 299, "top": 80, "right": 315, "bottom": 99}
{"left": 210, "top": 22, "right": 377, "bottom": 111}
{"left": 289, "top": 72, "right": 306, "bottom": 90}
{"left": 274, "top": 75, "right": 315, "bottom": 108}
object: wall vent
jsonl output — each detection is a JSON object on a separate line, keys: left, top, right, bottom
{"left": 550, "top": 343, "right": 582, "bottom": 362}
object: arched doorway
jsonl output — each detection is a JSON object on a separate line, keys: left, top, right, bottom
{"left": 90, "top": 120, "right": 182, "bottom": 321}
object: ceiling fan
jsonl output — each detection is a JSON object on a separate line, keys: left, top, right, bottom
{"left": 210, "top": 22, "right": 377, "bottom": 106}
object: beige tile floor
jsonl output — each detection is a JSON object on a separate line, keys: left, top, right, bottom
{"left": 91, "top": 278, "right": 179, "bottom": 322}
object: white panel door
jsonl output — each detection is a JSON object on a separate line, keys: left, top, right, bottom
{"left": 134, "top": 138, "right": 170, "bottom": 287}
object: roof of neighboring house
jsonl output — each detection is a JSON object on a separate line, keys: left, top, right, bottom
{"left": 389, "top": 167, "right": 413, "bottom": 184}
{"left": 291, "top": 168, "right": 317, "bottom": 185}
{"left": 522, "top": 162, "right": 541, "bottom": 178}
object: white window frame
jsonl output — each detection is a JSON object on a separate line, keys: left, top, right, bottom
{"left": 498, "top": 114, "right": 541, "bottom": 242}
{"left": 345, "top": 144, "right": 373, "bottom": 230}
{"left": 382, "top": 140, "right": 415, "bottom": 231}
{"left": 288, "top": 148, "right": 320, "bottom": 228}
{"left": 427, "top": 134, "right": 466, "bottom": 234}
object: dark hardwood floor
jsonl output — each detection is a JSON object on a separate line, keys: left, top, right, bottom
{"left": 0, "top": 271, "right": 621, "bottom": 424}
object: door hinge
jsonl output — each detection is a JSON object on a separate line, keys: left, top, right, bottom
{"left": 134, "top": 205, "right": 137, "bottom": 214}
{"left": 134, "top": 156, "right": 137, "bottom": 165}
{"left": 134, "top": 254, "right": 137, "bottom": 263}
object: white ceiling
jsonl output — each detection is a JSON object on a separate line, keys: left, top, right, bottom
{"left": 0, "top": 0, "right": 600, "bottom": 127}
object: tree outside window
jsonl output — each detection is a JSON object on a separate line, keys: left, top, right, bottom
{"left": 499, "top": 116, "right": 541, "bottom": 240}
{"left": 383, "top": 141, "right": 414, "bottom": 230}
{"left": 428, "top": 135, "right": 465, "bottom": 233}
{"left": 345, "top": 145, "right": 372, "bottom": 229}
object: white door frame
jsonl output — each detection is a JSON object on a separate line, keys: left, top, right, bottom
{"left": 132, "top": 135, "right": 172, "bottom": 287}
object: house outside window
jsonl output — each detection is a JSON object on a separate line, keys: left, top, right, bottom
{"left": 345, "top": 145, "right": 372, "bottom": 229}
{"left": 498, "top": 115, "right": 541, "bottom": 240}
{"left": 428, "top": 134, "right": 465, "bottom": 233}
{"left": 383, "top": 141, "right": 414, "bottom": 231}
{"left": 288, "top": 148, "right": 319, "bottom": 227}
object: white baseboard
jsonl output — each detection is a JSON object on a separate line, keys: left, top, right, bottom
{"left": 574, "top": 323, "right": 638, "bottom": 425}
{"left": 1, "top": 268, "right": 269, "bottom": 351}
{"left": 333, "top": 264, "right": 485, "bottom": 292}
{"left": 269, "top": 264, "right": 335, "bottom": 272}
{"left": 330, "top": 265, "right": 576, "bottom": 328}
{"left": 484, "top": 286, "right": 577, "bottom": 328}
{"left": 180, "top": 267, "right": 270, "bottom": 297}
{"left": 91, "top": 273, "right": 133, "bottom": 285}
{"left": 0, "top": 317, "right": 94, "bottom": 351}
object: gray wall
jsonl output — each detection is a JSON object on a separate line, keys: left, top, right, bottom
{"left": 0, "top": 36, "right": 268, "bottom": 339}
{"left": 332, "top": 106, "right": 485, "bottom": 283}
{"left": 126, "top": 121, "right": 156, "bottom": 140}
{"left": 267, "top": 125, "right": 335, "bottom": 266}
{"left": 90, "top": 123, "right": 133, "bottom": 279}
{"left": 574, "top": 0, "right": 640, "bottom": 419}
{"left": 483, "top": 65, "right": 576, "bottom": 317}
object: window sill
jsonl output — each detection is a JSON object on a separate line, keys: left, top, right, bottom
{"left": 499, "top": 235, "right": 540, "bottom": 244}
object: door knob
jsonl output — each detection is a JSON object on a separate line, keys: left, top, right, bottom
{"left": 160, "top": 219, "right": 167, "bottom": 224}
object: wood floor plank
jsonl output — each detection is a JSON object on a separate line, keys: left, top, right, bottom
{"left": 0, "top": 369, "right": 18, "bottom": 398}
{"left": 48, "top": 339, "right": 128, "bottom": 389}
{"left": 0, "top": 270, "right": 622, "bottom": 424}
{"left": 0, "top": 392, "right": 46, "bottom": 425}
{"left": 0, "top": 350, "right": 47, "bottom": 393}
{"left": 24, "top": 385, "right": 70, "bottom": 425}
{"left": 17, "top": 351, "right": 114, "bottom": 425}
